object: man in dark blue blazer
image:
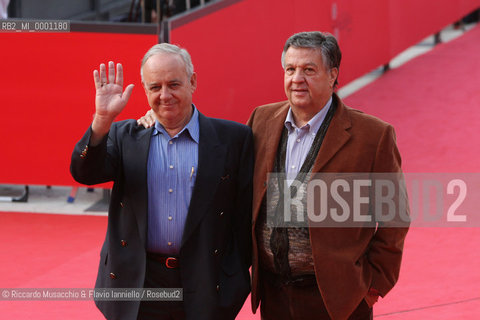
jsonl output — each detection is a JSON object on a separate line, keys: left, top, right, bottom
{"left": 70, "top": 43, "right": 253, "bottom": 320}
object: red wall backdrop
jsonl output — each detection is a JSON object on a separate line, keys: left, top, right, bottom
{"left": 169, "top": 0, "right": 479, "bottom": 124}
{"left": 0, "top": 31, "right": 158, "bottom": 185}
{"left": 0, "top": 0, "right": 479, "bottom": 186}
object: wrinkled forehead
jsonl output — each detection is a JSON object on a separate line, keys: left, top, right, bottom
{"left": 284, "top": 47, "right": 324, "bottom": 66}
{"left": 142, "top": 53, "right": 189, "bottom": 79}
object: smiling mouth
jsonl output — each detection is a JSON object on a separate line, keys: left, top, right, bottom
{"left": 159, "top": 103, "right": 176, "bottom": 107}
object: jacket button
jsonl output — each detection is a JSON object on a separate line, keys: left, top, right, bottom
{"left": 214, "top": 249, "right": 219, "bottom": 255}
{"left": 120, "top": 240, "right": 127, "bottom": 247}
{"left": 219, "top": 211, "right": 224, "bottom": 216}
{"left": 216, "top": 285, "right": 220, "bottom": 292}
{"left": 109, "top": 273, "right": 117, "bottom": 279}
{"left": 80, "top": 146, "right": 88, "bottom": 158}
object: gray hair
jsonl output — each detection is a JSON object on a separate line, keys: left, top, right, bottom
{"left": 140, "top": 43, "right": 194, "bottom": 80}
{"left": 281, "top": 31, "right": 342, "bottom": 87}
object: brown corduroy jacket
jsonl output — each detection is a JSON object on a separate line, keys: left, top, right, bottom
{"left": 247, "top": 93, "right": 410, "bottom": 320}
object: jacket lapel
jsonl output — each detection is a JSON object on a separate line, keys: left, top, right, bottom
{"left": 124, "top": 125, "right": 154, "bottom": 248}
{"left": 181, "top": 113, "right": 227, "bottom": 248}
{"left": 311, "top": 94, "right": 351, "bottom": 173}
{"left": 265, "top": 103, "right": 290, "bottom": 174}
{"left": 252, "top": 103, "right": 289, "bottom": 223}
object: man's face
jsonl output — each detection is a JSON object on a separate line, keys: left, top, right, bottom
{"left": 142, "top": 52, "right": 197, "bottom": 127}
{"left": 284, "top": 47, "right": 337, "bottom": 112}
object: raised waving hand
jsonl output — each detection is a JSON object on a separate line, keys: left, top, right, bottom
{"left": 91, "top": 61, "right": 134, "bottom": 145}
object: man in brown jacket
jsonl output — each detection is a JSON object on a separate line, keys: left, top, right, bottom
{"left": 247, "top": 31, "right": 409, "bottom": 319}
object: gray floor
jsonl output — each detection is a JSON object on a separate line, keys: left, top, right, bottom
{"left": 0, "top": 22, "right": 476, "bottom": 216}
{"left": 0, "top": 184, "right": 109, "bottom": 215}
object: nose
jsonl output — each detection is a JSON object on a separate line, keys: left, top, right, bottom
{"left": 292, "top": 69, "right": 305, "bottom": 83}
{"left": 159, "top": 86, "right": 172, "bottom": 102}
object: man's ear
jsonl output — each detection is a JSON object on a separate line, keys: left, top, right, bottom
{"left": 190, "top": 72, "right": 197, "bottom": 92}
{"left": 329, "top": 67, "right": 338, "bottom": 88}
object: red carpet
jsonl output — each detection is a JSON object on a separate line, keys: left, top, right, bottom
{"left": 344, "top": 25, "right": 480, "bottom": 173}
{"left": 2, "top": 214, "right": 478, "bottom": 319}
{"left": 0, "top": 212, "right": 107, "bottom": 319}
{"left": 343, "top": 24, "right": 480, "bottom": 319}
{"left": 1, "top": 25, "right": 480, "bottom": 320}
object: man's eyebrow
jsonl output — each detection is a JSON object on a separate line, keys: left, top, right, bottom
{"left": 285, "top": 62, "right": 318, "bottom": 68}
{"left": 146, "top": 79, "right": 182, "bottom": 86}
{"left": 299, "top": 62, "right": 318, "bottom": 68}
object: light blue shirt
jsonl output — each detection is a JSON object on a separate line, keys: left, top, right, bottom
{"left": 147, "top": 106, "right": 199, "bottom": 255}
{"left": 284, "top": 97, "right": 332, "bottom": 183}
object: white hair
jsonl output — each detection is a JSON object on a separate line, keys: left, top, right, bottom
{"left": 140, "top": 43, "right": 194, "bottom": 80}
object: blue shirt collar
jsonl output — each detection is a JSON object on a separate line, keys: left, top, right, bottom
{"left": 153, "top": 105, "right": 200, "bottom": 143}
{"left": 284, "top": 96, "right": 333, "bottom": 135}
